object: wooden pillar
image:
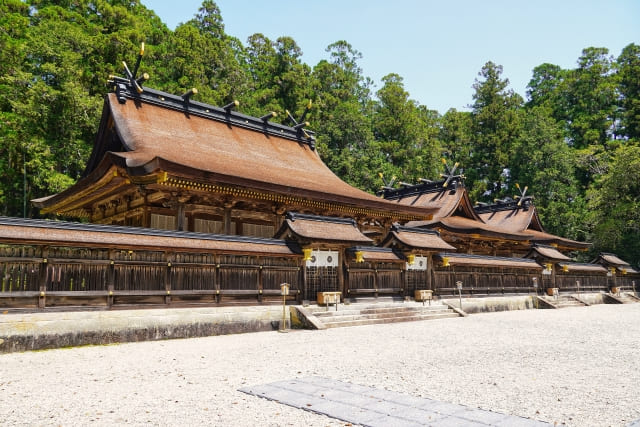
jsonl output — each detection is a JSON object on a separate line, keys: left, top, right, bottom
{"left": 302, "top": 260, "right": 308, "bottom": 302}
{"left": 176, "top": 204, "right": 185, "bottom": 231}
{"left": 223, "top": 207, "right": 232, "bottom": 235}
{"left": 338, "top": 249, "right": 345, "bottom": 296}
{"left": 107, "top": 249, "right": 115, "bottom": 308}
{"left": 38, "top": 247, "right": 49, "bottom": 309}
{"left": 257, "top": 257, "right": 263, "bottom": 303}
{"left": 164, "top": 252, "right": 172, "bottom": 305}
{"left": 427, "top": 253, "right": 433, "bottom": 291}
{"left": 214, "top": 254, "right": 221, "bottom": 304}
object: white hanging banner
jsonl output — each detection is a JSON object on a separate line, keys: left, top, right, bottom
{"left": 407, "top": 255, "right": 428, "bottom": 271}
{"left": 306, "top": 249, "right": 339, "bottom": 268}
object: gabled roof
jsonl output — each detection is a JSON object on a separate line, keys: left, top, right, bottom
{"left": 476, "top": 200, "right": 590, "bottom": 251}
{"left": 34, "top": 86, "right": 436, "bottom": 220}
{"left": 406, "top": 216, "right": 532, "bottom": 242}
{"left": 595, "top": 253, "right": 632, "bottom": 267}
{"left": 434, "top": 253, "right": 543, "bottom": 269}
{"left": 382, "top": 181, "right": 480, "bottom": 221}
{"left": 274, "top": 212, "right": 373, "bottom": 245}
{"left": 524, "top": 229, "right": 591, "bottom": 250}
{"left": 0, "top": 216, "right": 300, "bottom": 256}
{"left": 557, "top": 262, "right": 608, "bottom": 273}
{"left": 525, "top": 244, "right": 571, "bottom": 261}
{"left": 476, "top": 203, "right": 541, "bottom": 234}
{"left": 380, "top": 224, "right": 456, "bottom": 251}
{"left": 347, "top": 246, "right": 404, "bottom": 262}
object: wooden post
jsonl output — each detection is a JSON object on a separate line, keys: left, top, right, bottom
{"left": 38, "top": 252, "right": 48, "bottom": 309}
{"left": 302, "top": 260, "right": 308, "bottom": 302}
{"left": 426, "top": 253, "right": 433, "bottom": 291}
{"left": 176, "top": 204, "right": 185, "bottom": 231}
{"left": 107, "top": 249, "right": 115, "bottom": 308}
{"left": 223, "top": 207, "right": 232, "bottom": 235}
{"left": 165, "top": 252, "right": 172, "bottom": 305}
{"left": 373, "top": 263, "right": 379, "bottom": 299}
{"left": 337, "top": 249, "right": 345, "bottom": 296}
{"left": 214, "top": 254, "right": 221, "bottom": 304}
{"left": 258, "top": 257, "right": 263, "bottom": 303}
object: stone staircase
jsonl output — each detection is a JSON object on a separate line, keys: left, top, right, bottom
{"left": 542, "top": 294, "right": 586, "bottom": 309}
{"left": 609, "top": 292, "right": 640, "bottom": 304}
{"left": 304, "top": 301, "right": 461, "bottom": 329}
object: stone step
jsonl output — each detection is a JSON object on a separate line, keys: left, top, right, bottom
{"left": 321, "top": 312, "right": 461, "bottom": 328}
{"left": 543, "top": 296, "right": 586, "bottom": 308}
{"left": 315, "top": 309, "right": 453, "bottom": 323}
{"left": 312, "top": 305, "right": 449, "bottom": 318}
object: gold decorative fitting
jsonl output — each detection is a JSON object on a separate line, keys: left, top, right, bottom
{"left": 167, "top": 262, "right": 171, "bottom": 267}
{"left": 545, "top": 263, "right": 553, "bottom": 272}
{"left": 442, "top": 257, "right": 450, "bottom": 267}
{"left": 42, "top": 258, "right": 48, "bottom": 264}
{"left": 355, "top": 251, "right": 364, "bottom": 263}
{"left": 622, "top": 268, "right": 627, "bottom": 275}
{"left": 562, "top": 265, "right": 569, "bottom": 272}
{"left": 302, "top": 248, "right": 313, "bottom": 262}
{"left": 167, "top": 290, "right": 171, "bottom": 295}
{"left": 108, "top": 291, "right": 113, "bottom": 296}
{"left": 407, "top": 254, "right": 415, "bottom": 266}
{"left": 40, "top": 291, "right": 45, "bottom": 297}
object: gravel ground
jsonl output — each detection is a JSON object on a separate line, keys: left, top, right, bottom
{"left": 1, "top": 303, "right": 639, "bottom": 427}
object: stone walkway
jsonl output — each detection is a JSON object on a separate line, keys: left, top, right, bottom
{"left": 240, "top": 377, "right": 550, "bottom": 426}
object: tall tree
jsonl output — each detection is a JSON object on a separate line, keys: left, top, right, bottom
{"left": 510, "top": 107, "right": 585, "bottom": 240}
{"left": 564, "top": 47, "right": 618, "bottom": 148}
{"left": 372, "top": 73, "right": 441, "bottom": 185}
{"left": 617, "top": 43, "right": 640, "bottom": 140}
{"left": 469, "top": 61, "right": 523, "bottom": 201}
{"left": 439, "top": 108, "right": 473, "bottom": 169}
{"left": 587, "top": 143, "right": 640, "bottom": 265}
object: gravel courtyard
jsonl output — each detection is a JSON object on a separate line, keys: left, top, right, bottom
{"left": 1, "top": 303, "right": 638, "bottom": 426}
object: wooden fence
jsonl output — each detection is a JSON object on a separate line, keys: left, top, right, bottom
{"left": 0, "top": 243, "right": 302, "bottom": 309}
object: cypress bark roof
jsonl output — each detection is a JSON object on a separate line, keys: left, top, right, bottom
{"left": 526, "top": 244, "right": 572, "bottom": 261}
{"left": 380, "top": 225, "right": 456, "bottom": 251}
{"left": 33, "top": 88, "right": 435, "bottom": 220}
{"left": 434, "top": 253, "right": 543, "bottom": 269}
{"left": 274, "top": 213, "right": 373, "bottom": 245}
{"left": 0, "top": 216, "right": 300, "bottom": 255}
{"left": 557, "top": 263, "right": 608, "bottom": 273}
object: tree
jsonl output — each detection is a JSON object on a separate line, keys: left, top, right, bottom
{"left": 617, "top": 43, "right": 640, "bottom": 140}
{"left": 510, "top": 107, "right": 586, "bottom": 240}
{"left": 439, "top": 108, "right": 473, "bottom": 169}
{"left": 564, "top": 47, "right": 618, "bottom": 148}
{"left": 469, "top": 61, "right": 523, "bottom": 201}
{"left": 587, "top": 143, "right": 640, "bottom": 265}
{"left": 372, "top": 73, "right": 441, "bottom": 184}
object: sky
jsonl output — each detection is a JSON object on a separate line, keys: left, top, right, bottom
{"left": 141, "top": 0, "right": 640, "bottom": 114}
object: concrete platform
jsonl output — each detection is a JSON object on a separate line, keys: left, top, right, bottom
{"left": 0, "top": 305, "right": 289, "bottom": 353}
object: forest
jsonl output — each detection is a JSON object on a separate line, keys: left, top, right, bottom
{"left": 1, "top": 0, "right": 639, "bottom": 265}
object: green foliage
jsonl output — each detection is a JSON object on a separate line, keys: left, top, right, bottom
{"left": 0, "top": 0, "right": 638, "bottom": 263}
{"left": 617, "top": 44, "right": 640, "bottom": 139}
{"left": 468, "top": 61, "right": 523, "bottom": 201}
{"left": 587, "top": 143, "right": 640, "bottom": 265}
{"left": 510, "top": 107, "right": 585, "bottom": 240}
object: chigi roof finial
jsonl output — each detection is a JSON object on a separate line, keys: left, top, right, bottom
{"left": 107, "top": 42, "right": 149, "bottom": 103}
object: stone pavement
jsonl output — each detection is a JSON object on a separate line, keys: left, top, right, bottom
{"left": 240, "top": 376, "right": 550, "bottom": 426}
